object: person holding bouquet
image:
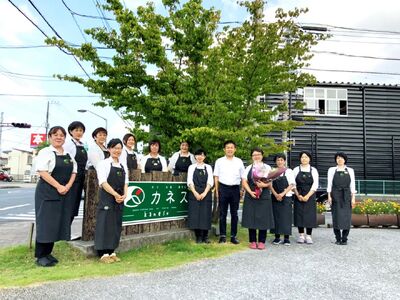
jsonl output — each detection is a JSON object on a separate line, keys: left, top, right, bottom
{"left": 241, "top": 147, "right": 274, "bottom": 250}
{"left": 293, "top": 151, "right": 319, "bottom": 244}
{"left": 327, "top": 152, "right": 356, "bottom": 245}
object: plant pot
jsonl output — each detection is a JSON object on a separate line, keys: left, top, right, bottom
{"left": 351, "top": 214, "right": 368, "bottom": 227}
{"left": 368, "top": 214, "right": 398, "bottom": 227}
{"left": 317, "top": 213, "right": 325, "bottom": 226}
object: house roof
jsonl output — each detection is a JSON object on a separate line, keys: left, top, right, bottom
{"left": 316, "top": 81, "right": 400, "bottom": 89}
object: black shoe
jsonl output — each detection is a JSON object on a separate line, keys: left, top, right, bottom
{"left": 335, "top": 240, "right": 341, "bottom": 245}
{"left": 219, "top": 236, "right": 227, "bottom": 243}
{"left": 340, "top": 240, "right": 348, "bottom": 245}
{"left": 36, "top": 256, "right": 56, "bottom": 267}
{"left": 196, "top": 236, "right": 203, "bottom": 244}
{"left": 230, "top": 237, "right": 240, "bottom": 244}
{"left": 283, "top": 239, "right": 291, "bottom": 246}
{"left": 203, "top": 237, "right": 211, "bottom": 244}
{"left": 47, "top": 254, "right": 59, "bottom": 264}
{"left": 272, "top": 238, "right": 281, "bottom": 245}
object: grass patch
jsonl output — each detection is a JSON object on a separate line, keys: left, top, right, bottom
{"left": 0, "top": 228, "right": 248, "bottom": 288}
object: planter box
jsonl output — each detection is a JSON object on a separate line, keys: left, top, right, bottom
{"left": 368, "top": 214, "right": 398, "bottom": 227}
{"left": 317, "top": 214, "right": 325, "bottom": 226}
{"left": 351, "top": 214, "right": 368, "bottom": 227}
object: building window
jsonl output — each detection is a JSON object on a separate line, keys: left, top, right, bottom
{"left": 303, "top": 87, "right": 348, "bottom": 116}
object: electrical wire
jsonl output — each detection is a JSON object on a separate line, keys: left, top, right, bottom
{"left": 311, "top": 50, "right": 400, "bottom": 61}
{"left": 303, "top": 68, "right": 400, "bottom": 76}
{"left": 61, "top": 0, "right": 88, "bottom": 42}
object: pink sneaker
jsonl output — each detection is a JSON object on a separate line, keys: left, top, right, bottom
{"left": 257, "top": 242, "right": 265, "bottom": 250}
{"left": 249, "top": 242, "right": 257, "bottom": 249}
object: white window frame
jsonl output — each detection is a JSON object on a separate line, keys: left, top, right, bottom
{"left": 303, "top": 87, "right": 348, "bottom": 116}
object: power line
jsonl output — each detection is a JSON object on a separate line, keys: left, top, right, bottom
{"left": 299, "top": 23, "right": 400, "bottom": 35}
{"left": 303, "top": 68, "right": 400, "bottom": 76}
{"left": 25, "top": 0, "right": 91, "bottom": 78}
{"left": 311, "top": 50, "right": 400, "bottom": 61}
{"left": 61, "top": 0, "right": 88, "bottom": 42}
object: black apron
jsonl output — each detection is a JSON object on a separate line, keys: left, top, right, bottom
{"left": 35, "top": 152, "right": 73, "bottom": 243}
{"left": 125, "top": 150, "right": 138, "bottom": 170}
{"left": 242, "top": 165, "right": 274, "bottom": 230}
{"left": 144, "top": 157, "right": 162, "bottom": 173}
{"left": 95, "top": 163, "right": 125, "bottom": 250}
{"left": 293, "top": 167, "right": 317, "bottom": 228}
{"left": 271, "top": 172, "right": 293, "bottom": 235}
{"left": 331, "top": 168, "right": 352, "bottom": 230}
{"left": 188, "top": 167, "right": 212, "bottom": 230}
{"left": 70, "top": 139, "right": 88, "bottom": 217}
{"left": 173, "top": 154, "right": 192, "bottom": 175}
{"left": 103, "top": 149, "right": 110, "bottom": 159}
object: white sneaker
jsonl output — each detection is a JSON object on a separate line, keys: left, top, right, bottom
{"left": 305, "top": 235, "right": 313, "bottom": 244}
{"left": 297, "top": 235, "right": 305, "bottom": 244}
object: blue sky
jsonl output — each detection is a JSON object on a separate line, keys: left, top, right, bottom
{"left": 1, "top": 0, "right": 399, "bottom": 152}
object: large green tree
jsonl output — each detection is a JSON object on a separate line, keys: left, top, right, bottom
{"left": 48, "top": 0, "right": 323, "bottom": 161}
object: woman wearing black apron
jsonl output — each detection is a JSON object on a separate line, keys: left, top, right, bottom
{"left": 95, "top": 139, "right": 128, "bottom": 263}
{"left": 169, "top": 141, "right": 196, "bottom": 175}
{"left": 64, "top": 121, "right": 88, "bottom": 224}
{"left": 34, "top": 126, "right": 77, "bottom": 267}
{"left": 187, "top": 149, "right": 214, "bottom": 243}
{"left": 271, "top": 153, "right": 295, "bottom": 246}
{"left": 140, "top": 139, "right": 168, "bottom": 173}
{"left": 327, "top": 152, "right": 356, "bottom": 245}
{"left": 87, "top": 127, "right": 110, "bottom": 170}
{"left": 241, "top": 147, "right": 274, "bottom": 250}
{"left": 120, "top": 133, "right": 141, "bottom": 174}
{"left": 293, "top": 151, "right": 319, "bottom": 244}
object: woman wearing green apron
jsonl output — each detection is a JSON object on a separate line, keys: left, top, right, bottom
{"left": 241, "top": 147, "right": 274, "bottom": 250}
{"left": 140, "top": 139, "right": 168, "bottom": 173}
{"left": 34, "top": 126, "right": 77, "bottom": 267}
{"left": 120, "top": 133, "right": 141, "bottom": 173}
{"left": 327, "top": 152, "right": 356, "bottom": 245}
{"left": 95, "top": 139, "right": 128, "bottom": 263}
{"left": 169, "top": 141, "right": 196, "bottom": 176}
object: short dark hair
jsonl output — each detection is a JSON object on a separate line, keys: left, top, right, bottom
{"left": 48, "top": 126, "right": 66, "bottom": 138}
{"left": 67, "top": 121, "right": 85, "bottom": 135}
{"left": 92, "top": 127, "right": 107, "bottom": 139}
{"left": 335, "top": 151, "right": 348, "bottom": 164}
{"left": 107, "top": 138, "right": 123, "bottom": 149}
{"left": 223, "top": 140, "right": 236, "bottom": 148}
{"left": 194, "top": 148, "right": 206, "bottom": 156}
{"left": 251, "top": 147, "right": 264, "bottom": 156}
{"left": 180, "top": 140, "right": 190, "bottom": 146}
{"left": 274, "top": 153, "right": 286, "bottom": 162}
{"left": 299, "top": 150, "right": 312, "bottom": 162}
{"left": 123, "top": 133, "right": 136, "bottom": 145}
{"left": 148, "top": 139, "right": 161, "bottom": 153}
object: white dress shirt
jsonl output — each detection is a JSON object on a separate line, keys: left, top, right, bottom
{"left": 327, "top": 166, "right": 356, "bottom": 194}
{"left": 214, "top": 156, "right": 245, "bottom": 186}
{"left": 87, "top": 142, "right": 108, "bottom": 170}
{"left": 293, "top": 165, "right": 319, "bottom": 191}
{"left": 35, "top": 145, "right": 77, "bottom": 174}
{"left": 168, "top": 151, "right": 196, "bottom": 172}
{"left": 140, "top": 154, "right": 168, "bottom": 173}
{"left": 187, "top": 163, "right": 214, "bottom": 188}
{"left": 97, "top": 157, "right": 129, "bottom": 186}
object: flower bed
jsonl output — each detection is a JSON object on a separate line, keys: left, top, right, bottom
{"left": 352, "top": 200, "right": 400, "bottom": 228}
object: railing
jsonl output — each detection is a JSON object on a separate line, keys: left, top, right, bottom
{"left": 318, "top": 178, "right": 400, "bottom": 195}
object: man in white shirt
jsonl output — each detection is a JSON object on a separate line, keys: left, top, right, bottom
{"left": 214, "top": 140, "right": 245, "bottom": 244}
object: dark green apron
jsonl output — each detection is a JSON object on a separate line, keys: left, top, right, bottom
{"left": 331, "top": 168, "right": 352, "bottom": 230}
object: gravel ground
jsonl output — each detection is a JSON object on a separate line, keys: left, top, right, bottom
{"left": 1, "top": 227, "right": 399, "bottom": 300}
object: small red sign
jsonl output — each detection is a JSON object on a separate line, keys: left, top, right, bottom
{"left": 30, "top": 133, "right": 47, "bottom": 147}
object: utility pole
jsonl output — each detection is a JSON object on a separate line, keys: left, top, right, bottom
{"left": 0, "top": 112, "right": 3, "bottom": 156}
{"left": 282, "top": 92, "right": 289, "bottom": 157}
{"left": 45, "top": 100, "right": 50, "bottom": 136}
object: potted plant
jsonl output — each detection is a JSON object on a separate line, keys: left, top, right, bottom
{"left": 351, "top": 201, "right": 368, "bottom": 227}
{"left": 316, "top": 202, "right": 326, "bottom": 226}
{"left": 367, "top": 201, "right": 398, "bottom": 227}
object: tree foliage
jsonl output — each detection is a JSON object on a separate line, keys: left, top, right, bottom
{"left": 47, "top": 0, "right": 324, "bottom": 162}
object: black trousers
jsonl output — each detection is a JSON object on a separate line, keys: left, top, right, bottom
{"left": 298, "top": 227, "right": 313, "bottom": 235}
{"left": 334, "top": 229, "right": 350, "bottom": 242}
{"left": 218, "top": 184, "right": 240, "bottom": 237}
{"left": 35, "top": 241, "right": 54, "bottom": 258}
{"left": 275, "top": 234, "right": 290, "bottom": 239}
{"left": 194, "top": 229, "right": 208, "bottom": 238}
{"left": 249, "top": 229, "right": 266, "bottom": 243}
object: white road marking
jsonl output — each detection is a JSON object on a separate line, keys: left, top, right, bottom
{"left": 0, "top": 203, "right": 30, "bottom": 211}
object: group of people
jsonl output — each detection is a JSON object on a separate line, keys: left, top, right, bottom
{"left": 33, "top": 122, "right": 355, "bottom": 267}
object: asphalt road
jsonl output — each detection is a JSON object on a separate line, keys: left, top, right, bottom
{"left": 0, "top": 227, "right": 399, "bottom": 300}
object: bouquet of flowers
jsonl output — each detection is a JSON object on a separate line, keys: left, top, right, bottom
{"left": 251, "top": 163, "right": 270, "bottom": 198}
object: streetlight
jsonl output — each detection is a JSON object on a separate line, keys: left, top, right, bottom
{"left": 77, "top": 109, "right": 108, "bottom": 131}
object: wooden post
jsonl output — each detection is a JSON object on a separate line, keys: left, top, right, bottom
{"left": 82, "top": 169, "right": 100, "bottom": 241}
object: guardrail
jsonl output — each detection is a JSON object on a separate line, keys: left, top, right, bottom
{"left": 318, "top": 179, "right": 400, "bottom": 195}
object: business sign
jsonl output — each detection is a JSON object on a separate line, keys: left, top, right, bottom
{"left": 123, "top": 181, "right": 189, "bottom": 225}
{"left": 30, "top": 133, "right": 46, "bottom": 147}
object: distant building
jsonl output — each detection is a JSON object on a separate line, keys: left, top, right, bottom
{"left": 3, "top": 148, "right": 34, "bottom": 181}
{"left": 264, "top": 82, "right": 400, "bottom": 181}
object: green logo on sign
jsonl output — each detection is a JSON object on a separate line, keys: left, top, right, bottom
{"left": 125, "top": 186, "right": 145, "bottom": 208}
